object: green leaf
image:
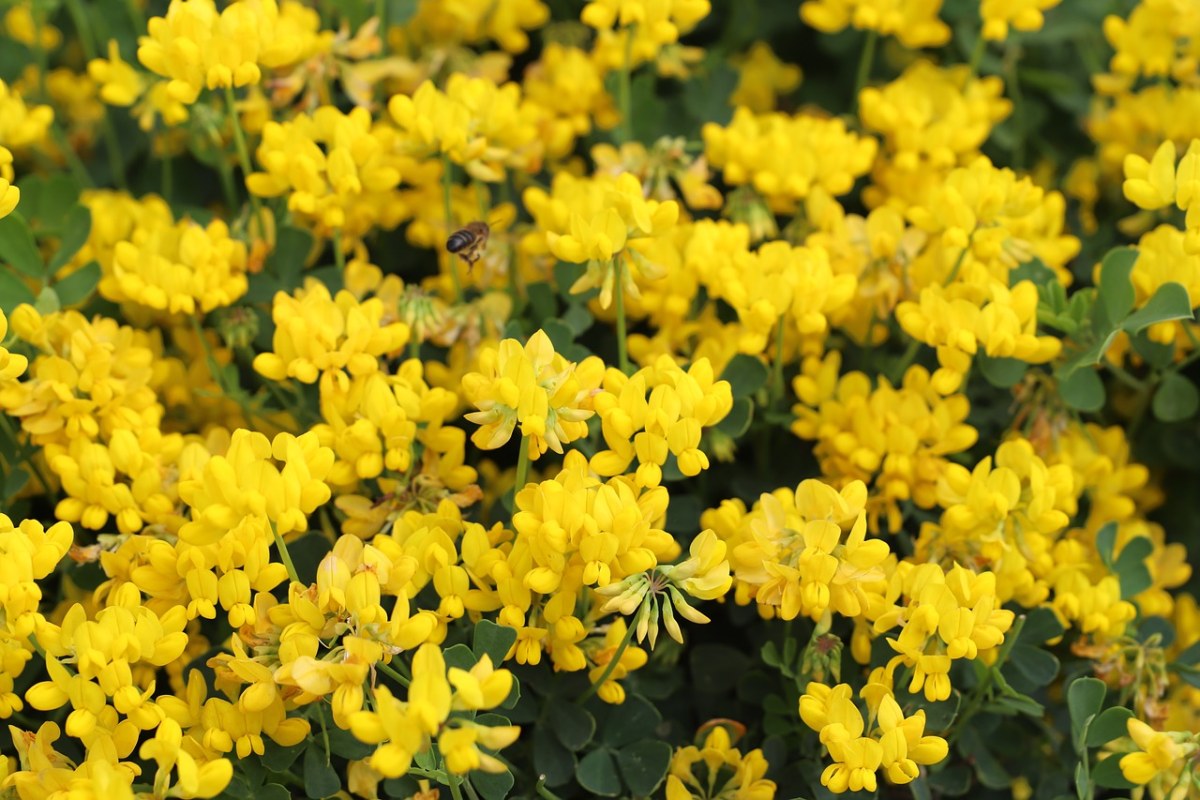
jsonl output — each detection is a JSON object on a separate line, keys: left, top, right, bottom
{"left": 601, "top": 695, "right": 661, "bottom": 749}
{"left": 0, "top": 213, "right": 44, "bottom": 278}
{"left": 302, "top": 743, "right": 341, "bottom": 799}
{"left": 3, "top": 467, "right": 29, "bottom": 498}
{"left": 987, "top": 692, "right": 1044, "bottom": 718}
{"left": 957, "top": 727, "right": 1010, "bottom": 790}
{"left": 1058, "top": 367, "right": 1105, "bottom": 412}
{"left": 541, "top": 319, "right": 577, "bottom": 354}
{"left": 1123, "top": 282, "right": 1194, "bottom": 333}
{"left": 562, "top": 303, "right": 594, "bottom": 336}
{"left": 1153, "top": 372, "right": 1199, "bottom": 422}
{"left": 616, "top": 740, "right": 672, "bottom": 795}
{"left": 1010, "top": 257, "right": 1058, "bottom": 289}
{"left": 53, "top": 261, "right": 101, "bottom": 307}
{"left": 442, "top": 643, "right": 477, "bottom": 672}
{"left": 691, "top": 643, "right": 753, "bottom": 695}
{"left": 547, "top": 702, "right": 596, "bottom": 751}
{"left": 533, "top": 727, "right": 576, "bottom": 788}
{"left": 576, "top": 748, "right": 622, "bottom": 796}
{"left": 268, "top": 225, "right": 314, "bottom": 284}
{"left": 527, "top": 281, "right": 558, "bottom": 323}
{"left": 977, "top": 354, "right": 1027, "bottom": 388}
{"left": 715, "top": 397, "right": 753, "bottom": 438}
{"left": 909, "top": 775, "right": 933, "bottom": 800}
{"left": 720, "top": 354, "right": 769, "bottom": 397}
{"left": 261, "top": 741, "right": 306, "bottom": 772}
{"left": 1067, "top": 677, "right": 1106, "bottom": 749}
{"left": 260, "top": 785, "right": 291, "bottom": 800}
{"left": 473, "top": 619, "right": 517, "bottom": 666}
{"left": 1096, "top": 247, "right": 1138, "bottom": 327}
{"left": 0, "top": 269, "right": 36, "bottom": 313}
{"left": 1114, "top": 536, "right": 1154, "bottom": 599}
{"left": 388, "top": 0, "right": 419, "bottom": 25}
{"left": 1085, "top": 706, "right": 1133, "bottom": 748}
{"left": 17, "top": 174, "right": 81, "bottom": 232}
{"left": 1131, "top": 329, "right": 1175, "bottom": 369}
{"left": 1021, "top": 607, "right": 1067, "bottom": 644}
{"left": 470, "top": 768, "right": 515, "bottom": 800}
{"left": 1096, "top": 522, "right": 1117, "bottom": 569}
{"left": 928, "top": 764, "right": 972, "bottom": 797}
{"left": 34, "top": 287, "right": 61, "bottom": 315}
{"left": 1007, "top": 644, "right": 1059, "bottom": 687}
{"left": 46, "top": 206, "right": 92, "bottom": 276}
{"left": 326, "top": 722, "right": 373, "bottom": 759}
{"left": 1091, "top": 753, "right": 1136, "bottom": 789}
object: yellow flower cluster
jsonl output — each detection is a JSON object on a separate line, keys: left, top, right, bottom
{"left": 590, "top": 355, "right": 732, "bottom": 486}
{"left": 461, "top": 329, "right": 603, "bottom": 458}
{"left": 247, "top": 106, "right": 406, "bottom": 239}
{"left": 703, "top": 108, "right": 877, "bottom": 213}
{"left": 792, "top": 356, "right": 978, "bottom": 531}
{"left": 1, "top": 0, "right": 1199, "bottom": 797}
{"left": 137, "top": 0, "right": 322, "bottom": 104}
{"left": 800, "top": 681, "right": 948, "bottom": 791}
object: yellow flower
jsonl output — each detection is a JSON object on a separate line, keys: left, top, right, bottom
{"left": 1123, "top": 139, "right": 1179, "bottom": 210}
{"left": 1118, "top": 719, "right": 1190, "bottom": 784}
{"left": 88, "top": 40, "right": 145, "bottom": 106}
{"left": 246, "top": 106, "right": 406, "bottom": 240}
{"left": 462, "top": 329, "right": 604, "bottom": 459}
{"left": 800, "top": 0, "right": 950, "bottom": 48}
{"left": 730, "top": 42, "right": 801, "bottom": 113}
{"left": 389, "top": 75, "right": 543, "bottom": 182}
{"left": 253, "top": 281, "right": 410, "bottom": 396}
{"left": 0, "top": 78, "right": 54, "bottom": 149}
{"left": 666, "top": 725, "right": 777, "bottom": 800}
{"left": 137, "top": 0, "right": 292, "bottom": 103}
{"left": 704, "top": 108, "right": 877, "bottom": 213}
{"left": 980, "top": 0, "right": 1062, "bottom": 41}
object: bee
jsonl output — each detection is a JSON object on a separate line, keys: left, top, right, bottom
{"left": 446, "top": 221, "right": 491, "bottom": 267}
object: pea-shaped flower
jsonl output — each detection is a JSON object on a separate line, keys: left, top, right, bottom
{"left": 461, "top": 329, "right": 604, "bottom": 458}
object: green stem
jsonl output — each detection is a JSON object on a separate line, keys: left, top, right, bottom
{"left": 215, "top": 153, "right": 238, "bottom": 214}
{"left": 448, "top": 776, "right": 465, "bottom": 800}
{"left": 376, "top": 0, "right": 387, "bottom": 56}
{"left": 270, "top": 519, "right": 302, "bottom": 585}
{"left": 854, "top": 29, "right": 878, "bottom": 109}
{"left": 617, "top": 24, "right": 637, "bottom": 143}
{"left": 407, "top": 767, "right": 451, "bottom": 782}
{"left": 0, "top": 413, "right": 52, "bottom": 497}
{"left": 1103, "top": 358, "right": 1147, "bottom": 391}
{"left": 577, "top": 611, "right": 639, "bottom": 703}
{"left": 889, "top": 337, "right": 922, "bottom": 385}
{"left": 63, "top": 0, "right": 127, "bottom": 190}
{"left": 50, "top": 125, "right": 95, "bottom": 189}
{"left": 223, "top": 85, "right": 264, "bottom": 222}
{"left": 122, "top": 0, "right": 143, "bottom": 36}
{"left": 943, "top": 236, "right": 974, "bottom": 286}
{"left": 377, "top": 659, "right": 411, "bottom": 688}
{"left": 317, "top": 702, "right": 332, "bottom": 765}
{"left": 948, "top": 614, "right": 1026, "bottom": 746}
{"left": 32, "top": 6, "right": 48, "bottom": 101}
{"left": 472, "top": 178, "right": 490, "bottom": 220}
{"left": 441, "top": 152, "right": 463, "bottom": 302}
{"left": 770, "top": 314, "right": 786, "bottom": 403}
{"left": 968, "top": 30, "right": 987, "bottom": 77}
{"left": 535, "top": 777, "right": 566, "bottom": 800}
{"left": 333, "top": 229, "right": 346, "bottom": 272}
{"left": 162, "top": 145, "right": 173, "bottom": 202}
{"left": 514, "top": 432, "right": 532, "bottom": 496}
{"left": 614, "top": 255, "right": 631, "bottom": 374}
{"left": 1005, "top": 44, "right": 1026, "bottom": 170}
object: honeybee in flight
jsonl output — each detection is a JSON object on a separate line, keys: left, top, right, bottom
{"left": 446, "top": 221, "right": 490, "bottom": 267}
